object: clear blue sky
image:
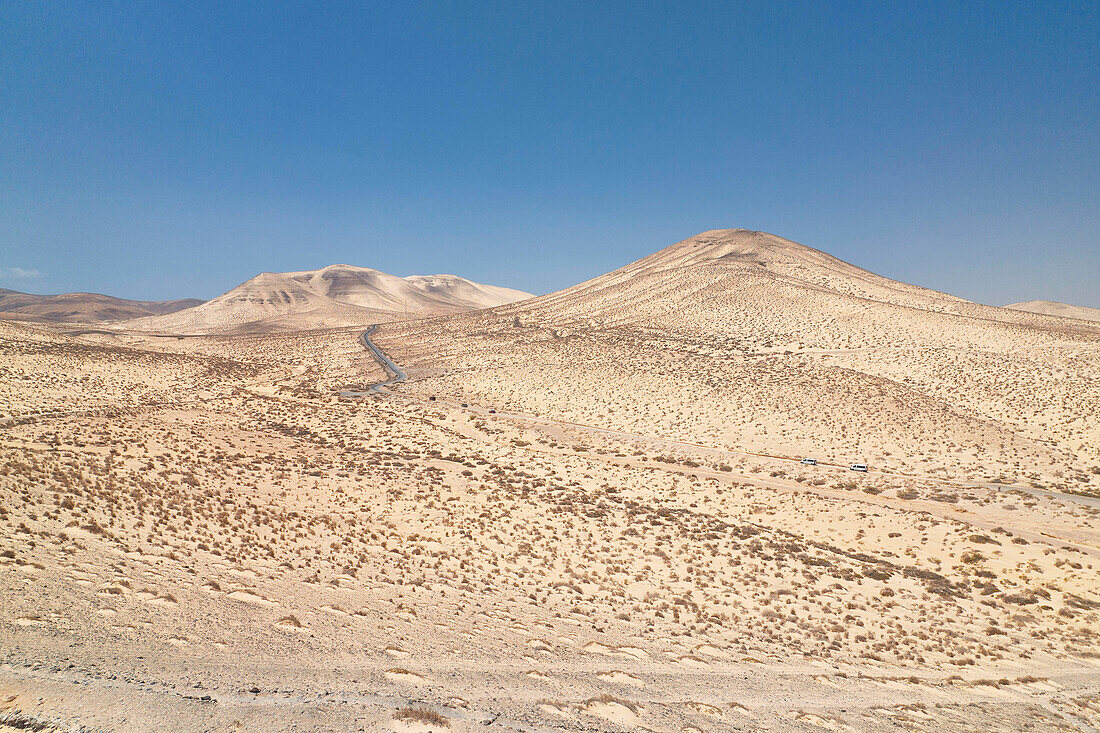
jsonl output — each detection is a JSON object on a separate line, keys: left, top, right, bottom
{"left": 2, "top": 1, "right": 1097, "bottom": 306}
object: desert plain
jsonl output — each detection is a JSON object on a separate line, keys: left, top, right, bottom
{"left": 1, "top": 230, "right": 1099, "bottom": 732}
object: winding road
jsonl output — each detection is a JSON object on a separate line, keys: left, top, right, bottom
{"left": 339, "top": 325, "right": 407, "bottom": 396}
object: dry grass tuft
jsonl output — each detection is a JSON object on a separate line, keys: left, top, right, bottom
{"left": 393, "top": 706, "right": 449, "bottom": 727}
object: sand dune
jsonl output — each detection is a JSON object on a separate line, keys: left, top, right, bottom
{"left": 0, "top": 288, "right": 202, "bottom": 323}
{"left": 1005, "top": 299, "right": 1100, "bottom": 323}
{"left": 129, "top": 264, "right": 532, "bottom": 333}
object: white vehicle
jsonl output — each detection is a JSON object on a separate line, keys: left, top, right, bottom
{"left": 800, "top": 458, "right": 817, "bottom": 465}
{"left": 850, "top": 463, "right": 868, "bottom": 472}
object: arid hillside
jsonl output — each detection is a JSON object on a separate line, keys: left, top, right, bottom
{"left": 1, "top": 316, "right": 1099, "bottom": 731}
{"left": 0, "top": 288, "right": 202, "bottom": 323}
{"left": 379, "top": 229, "right": 1100, "bottom": 494}
{"left": 128, "top": 264, "right": 531, "bottom": 333}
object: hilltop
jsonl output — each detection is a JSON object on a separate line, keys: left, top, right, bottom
{"left": 128, "top": 264, "right": 531, "bottom": 332}
{"left": 488, "top": 229, "right": 1081, "bottom": 341}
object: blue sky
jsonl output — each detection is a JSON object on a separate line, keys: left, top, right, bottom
{"left": 2, "top": 1, "right": 1097, "bottom": 305}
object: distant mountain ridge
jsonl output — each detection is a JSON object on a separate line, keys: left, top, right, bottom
{"left": 0, "top": 288, "right": 203, "bottom": 323}
{"left": 1005, "top": 300, "right": 1100, "bottom": 323}
{"left": 128, "top": 264, "right": 532, "bottom": 332}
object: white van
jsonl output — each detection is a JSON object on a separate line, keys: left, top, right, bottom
{"left": 850, "top": 463, "right": 868, "bottom": 472}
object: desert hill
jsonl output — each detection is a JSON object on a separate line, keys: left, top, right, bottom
{"left": 0, "top": 287, "right": 202, "bottom": 323}
{"left": 380, "top": 229, "right": 1100, "bottom": 492}
{"left": 2, "top": 233, "right": 1099, "bottom": 730}
{"left": 129, "top": 264, "right": 532, "bottom": 333}
{"left": 3, "top": 312, "right": 1099, "bottom": 730}
{"left": 1006, "top": 299, "right": 1100, "bottom": 323}
{"left": 487, "top": 229, "right": 1092, "bottom": 345}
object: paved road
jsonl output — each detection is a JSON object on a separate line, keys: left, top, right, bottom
{"left": 343, "top": 327, "right": 1100, "bottom": 512}
{"left": 339, "top": 325, "right": 407, "bottom": 396}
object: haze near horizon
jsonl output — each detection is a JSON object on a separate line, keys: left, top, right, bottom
{"left": 1, "top": 1, "right": 1098, "bottom": 306}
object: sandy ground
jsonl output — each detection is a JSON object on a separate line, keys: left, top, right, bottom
{"left": 1, "top": 232, "right": 1099, "bottom": 731}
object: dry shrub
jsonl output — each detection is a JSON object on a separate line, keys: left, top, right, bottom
{"left": 393, "top": 706, "right": 449, "bottom": 727}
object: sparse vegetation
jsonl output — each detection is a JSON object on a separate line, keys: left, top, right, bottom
{"left": 0, "top": 237, "right": 1098, "bottom": 731}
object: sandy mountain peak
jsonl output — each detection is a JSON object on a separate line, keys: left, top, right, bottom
{"left": 127, "top": 263, "right": 532, "bottom": 332}
{"left": 648, "top": 229, "right": 850, "bottom": 269}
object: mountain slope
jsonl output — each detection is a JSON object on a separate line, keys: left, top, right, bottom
{"left": 494, "top": 229, "right": 1088, "bottom": 346}
{"left": 0, "top": 288, "right": 203, "bottom": 323}
{"left": 1005, "top": 299, "right": 1100, "bottom": 323}
{"left": 380, "top": 229, "right": 1100, "bottom": 493}
{"left": 129, "top": 264, "right": 532, "bottom": 332}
